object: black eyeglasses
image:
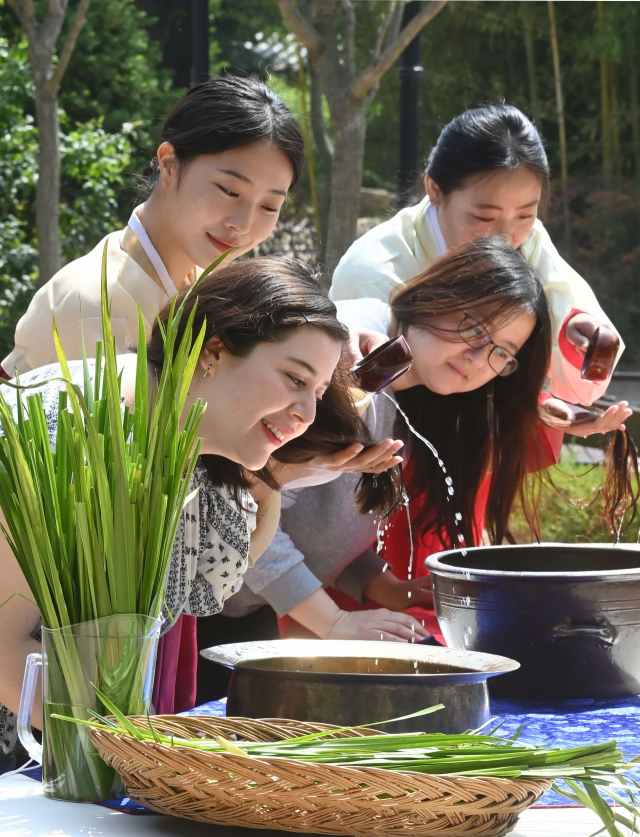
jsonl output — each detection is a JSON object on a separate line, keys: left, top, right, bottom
{"left": 457, "top": 311, "right": 519, "bottom": 377}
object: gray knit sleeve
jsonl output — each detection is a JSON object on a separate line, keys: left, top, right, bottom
{"left": 333, "top": 548, "right": 387, "bottom": 603}
{"left": 242, "top": 526, "right": 322, "bottom": 616}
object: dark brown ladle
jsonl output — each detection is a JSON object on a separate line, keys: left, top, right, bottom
{"left": 581, "top": 325, "right": 619, "bottom": 382}
{"left": 349, "top": 335, "right": 413, "bottom": 393}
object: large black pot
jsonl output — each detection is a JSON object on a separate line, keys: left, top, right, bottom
{"left": 427, "top": 543, "right": 640, "bottom": 699}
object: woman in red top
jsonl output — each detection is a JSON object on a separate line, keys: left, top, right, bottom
{"left": 278, "top": 238, "right": 638, "bottom": 643}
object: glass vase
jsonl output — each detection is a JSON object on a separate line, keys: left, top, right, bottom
{"left": 18, "top": 613, "right": 161, "bottom": 802}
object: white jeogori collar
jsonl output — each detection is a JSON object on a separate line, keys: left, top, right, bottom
{"left": 128, "top": 204, "right": 178, "bottom": 298}
{"left": 425, "top": 203, "right": 448, "bottom": 257}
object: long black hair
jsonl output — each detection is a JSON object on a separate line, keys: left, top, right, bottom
{"left": 426, "top": 104, "right": 550, "bottom": 207}
{"left": 391, "top": 237, "right": 552, "bottom": 548}
{"left": 142, "top": 74, "right": 305, "bottom": 190}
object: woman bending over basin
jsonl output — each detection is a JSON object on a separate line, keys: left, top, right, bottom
{"left": 217, "top": 238, "right": 638, "bottom": 657}
{"left": 331, "top": 104, "right": 630, "bottom": 442}
{"left": 0, "top": 256, "right": 398, "bottom": 733}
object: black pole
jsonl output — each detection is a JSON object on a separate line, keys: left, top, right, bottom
{"left": 191, "top": 0, "right": 209, "bottom": 85}
{"left": 396, "top": 1, "right": 424, "bottom": 208}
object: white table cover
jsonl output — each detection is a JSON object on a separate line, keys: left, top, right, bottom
{"left": 0, "top": 774, "right": 635, "bottom": 837}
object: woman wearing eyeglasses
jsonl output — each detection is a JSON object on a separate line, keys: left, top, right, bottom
{"left": 208, "top": 238, "right": 636, "bottom": 655}
{"left": 331, "top": 105, "right": 630, "bottom": 441}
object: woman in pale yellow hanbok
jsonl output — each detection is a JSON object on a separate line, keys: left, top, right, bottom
{"left": 2, "top": 75, "right": 304, "bottom": 378}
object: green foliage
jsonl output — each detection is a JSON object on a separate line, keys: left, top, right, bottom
{"left": 59, "top": 0, "right": 174, "bottom": 143}
{"left": 0, "top": 37, "right": 38, "bottom": 355}
{"left": 0, "top": 38, "right": 133, "bottom": 359}
{"left": 510, "top": 449, "right": 639, "bottom": 545}
{"left": 54, "top": 706, "right": 640, "bottom": 836}
{"left": 0, "top": 0, "right": 177, "bottom": 359}
{"left": 0, "top": 241, "right": 208, "bottom": 628}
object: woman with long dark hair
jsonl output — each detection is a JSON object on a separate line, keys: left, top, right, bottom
{"left": 217, "top": 239, "right": 638, "bottom": 656}
{"left": 332, "top": 104, "right": 630, "bottom": 441}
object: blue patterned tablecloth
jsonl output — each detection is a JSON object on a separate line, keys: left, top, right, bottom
{"left": 185, "top": 695, "right": 640, "bottom": 807}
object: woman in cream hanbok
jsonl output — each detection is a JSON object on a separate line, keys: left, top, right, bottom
{"left": 331, "top": 105, "right": 630, "bottom": 440}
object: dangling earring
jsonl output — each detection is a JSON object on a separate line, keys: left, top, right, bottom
{"left": 203, "top": 364, "right": 212, "bottom": 378}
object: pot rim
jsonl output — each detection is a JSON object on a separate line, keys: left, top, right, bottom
{"left": 200, "top": 639, "right": 520, "bottom": 683}
{"left": 426, "top": 542, "right": 640, "bottom": 580}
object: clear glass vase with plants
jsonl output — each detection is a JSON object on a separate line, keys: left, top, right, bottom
{"left": 0, "top": 245, "right": 225, "bottom": 802}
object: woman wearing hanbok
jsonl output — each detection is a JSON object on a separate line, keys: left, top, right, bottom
{"left": 2, "top": 75, "right": 304, "bottom": 377}
{"left": 331, "top": 105, "right": 630, "bottom": 438}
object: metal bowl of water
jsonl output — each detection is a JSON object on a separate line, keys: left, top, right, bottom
{"left": 200, "top": 639, "right": 519, "bottom": 733}
{"left": 427, "top": 542, "right": 640, "bottom": 699}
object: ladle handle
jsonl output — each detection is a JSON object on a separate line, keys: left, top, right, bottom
{"left": 17, "top": 653, "right": 43, "bottom": 764}
{"left": 547, "top": 618, "right": 618, "bottom": 645}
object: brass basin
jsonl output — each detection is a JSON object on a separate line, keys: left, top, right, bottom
{"left": 200, "top": 639, "right": 519, "bottom": 733}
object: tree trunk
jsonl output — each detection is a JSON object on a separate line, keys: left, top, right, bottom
{"left": 323, "top": 104, "right": 366, "bottom": 274}
{"left": 34, "top": 85, "right": 62, "bottom": 283}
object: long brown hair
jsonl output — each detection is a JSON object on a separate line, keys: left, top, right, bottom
{"left": 391, "top": 237, "right": 638, "bottom": 546}
{"left": 391, "top": 238, "right": 551, "bottom": 548}
{"left": 147, "top": 256, "right": 401, "bottom": 515}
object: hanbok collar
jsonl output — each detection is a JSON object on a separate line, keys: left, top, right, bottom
{"left": 424, "top": 203, "right": 448, "bottom": 256}
{"left": 127, "top": 204, "right": 178, "bottom": 298}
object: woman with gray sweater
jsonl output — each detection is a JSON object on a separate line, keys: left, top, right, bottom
{"left": 220, "top": 237, "right": 584, "bottom": 645}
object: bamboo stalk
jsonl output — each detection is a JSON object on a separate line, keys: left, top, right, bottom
{"left": 548, "top": 0, "right": 570, "bottom": 243}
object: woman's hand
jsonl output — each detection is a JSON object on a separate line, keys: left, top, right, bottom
{"left": 568, "top": 402, "right": 631, "bottom": 437}
{"left": 363, "top": 569, "right": 433, "bottom": 610}
{"left": 287, "top": 587, "right": 429, "bottom": 642}
{"left": 326, "top": 608, "right": 430, "bottom": 642}
{"left": 273, "top": 439, "right": 404, "bottom": 489}
{"left": 564, "top": 312, "right": 600, "bottom": 355}
{"left": 541, "top": 397, "right": 631, "bottom": 437}
{"left": 347, "top": 328, "right": 390, "bottom": 366}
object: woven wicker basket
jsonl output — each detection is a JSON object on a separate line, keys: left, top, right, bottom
{"left": 88, "top": 715, "right": 553, "bottom": 837}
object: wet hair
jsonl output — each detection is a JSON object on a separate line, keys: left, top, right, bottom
{"left": 147, "top": 256, "right": 401, "bottom": 514}
{"left": 142, "top": 75, "right": 305, "bottom": 191}
{"left": 426, "top": 104, "right": 550, "bottom": 209}
{"left": 391, "top": 236, "right": 552, "bottom": 549}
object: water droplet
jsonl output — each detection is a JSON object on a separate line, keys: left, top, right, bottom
{"left": 413, "top": 661, "right": 418, "bottom": 669}
{"left": 455, "top": 512, "right": 462, "bottom": 523}
{"left": 445, "top": 476, "right": 453, "bottom": 486}
{"left": 461, "top": 549, "right": 467, "bottom": 557}
{"left": 382, "top": 562, "right": 389, "bottom": 573}
{"left": 375, "top": 659, "right": 378, "bottom": 666}
{"left": 408, "top": 572, "right": 412, "bottom": 580}
{"left": 448, "top": 487, "right": 454, "bottom": 495}
{"left": 407, "top": 591, "right": 412, "bottom": 598}
{"left": 438, "top": 459, "right": 443, "bottom": 467}
{"left": 458, "top": 534, "right": 465, "bottom": 543}
{"left": 421, "top": 620, "right": 425, "bottom": 627}
{"left": 380, "top": 633, "right": 384, "bottom": 640}
{"left": 463, "top": 596, "right": 471, "bottom": 607}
